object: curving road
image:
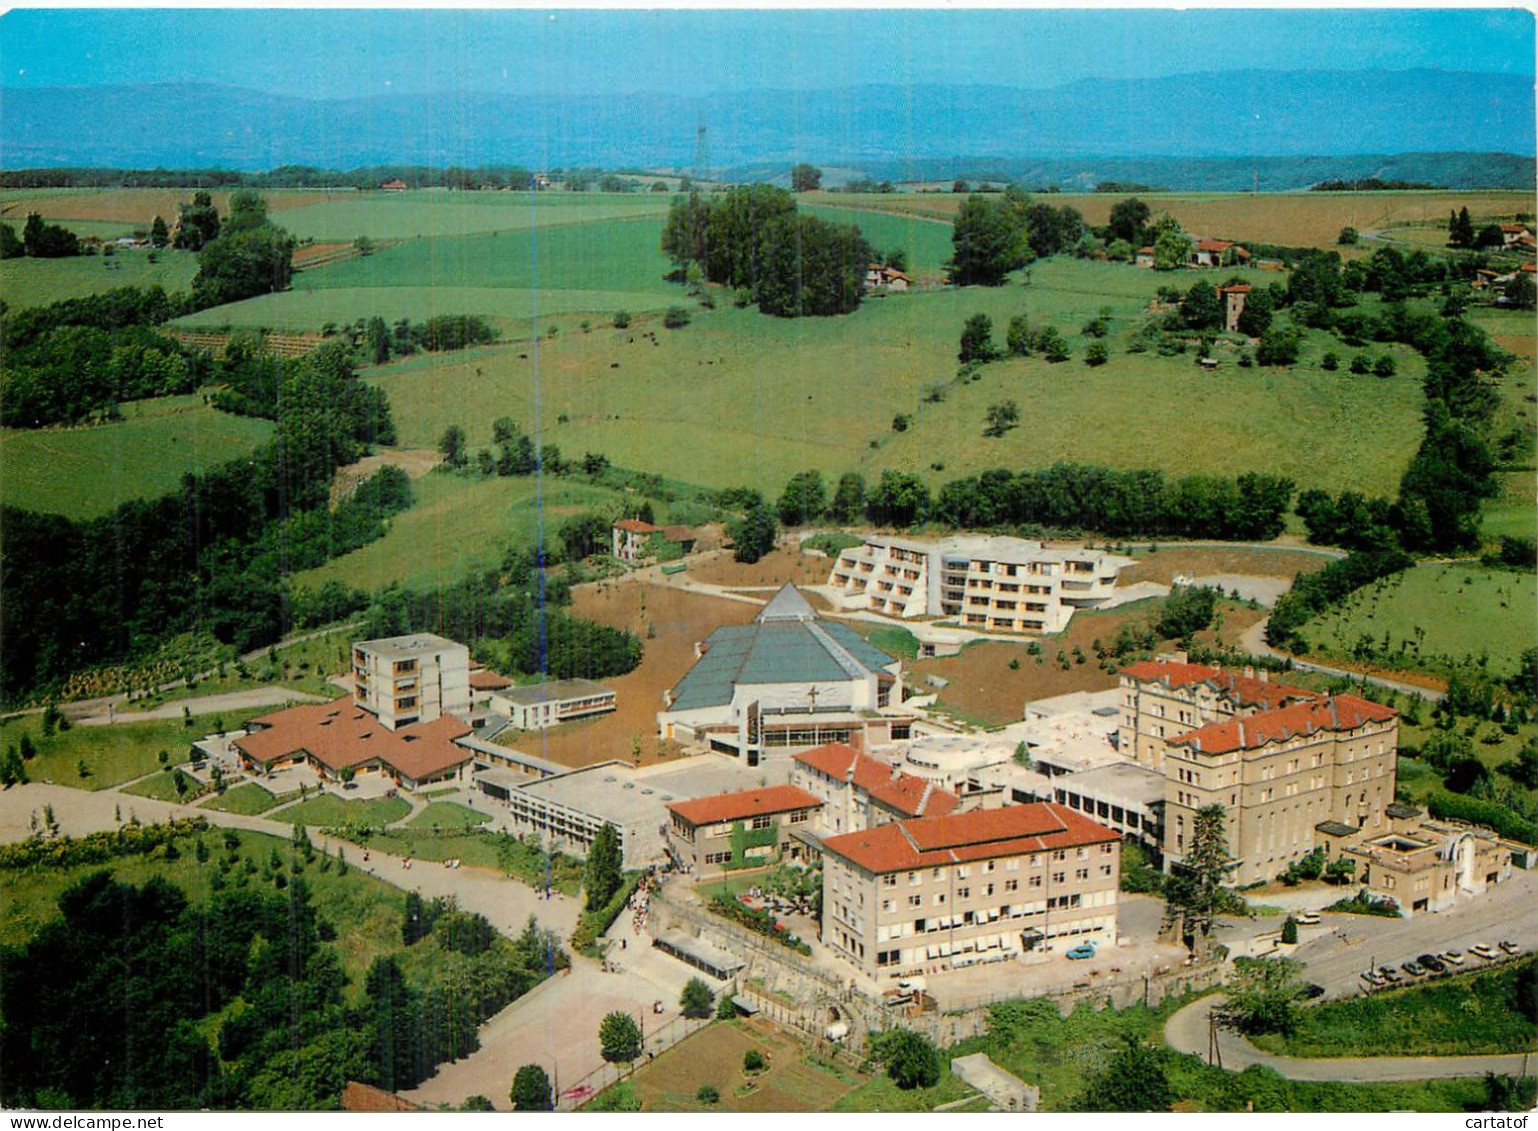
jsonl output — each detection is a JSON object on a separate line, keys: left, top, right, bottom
{"left": 1164, "top": 993, "right": 1533, "bottom": 1082}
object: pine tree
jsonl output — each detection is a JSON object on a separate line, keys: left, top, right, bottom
{"left": 680, "top": 977, "right": 715, "bottom": 1019}
{"left": 1161, "top": 803, "right": 1239, "bottom": 952}
{"left": 584, "top": 823, "right": 624, "bottom": 911}
{"left": 511, "top": 1063, "right": 554, "bottom": 1111}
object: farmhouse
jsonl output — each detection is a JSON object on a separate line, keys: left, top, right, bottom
{"left": 491, "top": 677, "right": 617, "bottom": 730}
{"left": 818, "top": 802, "right": 1121, "bottom": 981}
{"left": 666, "top": 785, "right": 822, "bottom": 875}
{"left": 352, "top": 632, "right": 471, "bottom": 731}
{"left": 612, "top": 518, "right": 662, "bottom": 563}
{"left": 1118, "top": 656, "right": 1319, "bottom": 771}
{"left": 827, "top": 535, "right": 1133, "bottom": 634}
{"left": 791, "top": 741, "right": 961, "bottom": 836}
{"left": 1499, "top": 223, "right": 1533, "bottom": 246}
{"left": 379, "top": 178, "right": 408, "bottom": 191}
{"left": 235, "top": 698, "right": 473, "bottom": 789}
{"left": 1190, "top": 238, "right": 1250, "bottom": 268}
{"left": 1162, "top": 693, "right": 1398, "bottom": 887}
{"left": 658, "top": 584, "right": 913, "bottom": 763}
{"left": 1135, "top": 246, "right": 1155, "bottom": 269}
{"left": 864, "top": 263, "right": 911, "bottom": 290}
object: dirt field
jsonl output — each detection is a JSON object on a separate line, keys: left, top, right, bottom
{"left": 1119, "top": 545, "right": 1332, "bottom": 587}
{"left": 0, "top": 188, "right": 339, "bottom": 226}
{"left": 525, "top": 582, "right": 759, "bottom": 768}
{"left": 329, "top": 447, "right": 443, "bottom": 503}
{"left": 910, "top": 598, "right": 1267, "bottom": 727}
{"left": 685, "top": 544, "right": 834, "bottom": 588}
{"left": 627, "top": 1019, "right": 858, "bottom": 1112}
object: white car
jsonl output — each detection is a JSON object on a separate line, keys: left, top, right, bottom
{"left": 1499, "top": 940, "right": 1521, "bottom": 955}
{"left": 1470, "top": 944, "right": 1498, "bottom": 960}
{"left": 1360, "top": 969, "right": 1384, "bottom": 987}
{"left": 1295, "top": 911, "right": 1322, "bottom": 926}
{"left": 1440, "top": 950, "right": 1465, "bottom": 966}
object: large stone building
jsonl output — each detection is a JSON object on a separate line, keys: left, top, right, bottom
{"left": 351, "top": 633, "right": 471, "bottom": 731}
{"left": 827, "top": 535, "right": 1133, "bottom": 635}
{"left": 665, "top": 785, "right": 822, "bottom": 876}
{"left": 658, "top": 585, "right": 912, "bottom": 764}
{"left": 1118, "top": 658, "right": 1318, "bottom": 771}
{"left": 791, "top": 742, "right": 961, "bottom": 836}
{"left": 818, "top": 802, "right": 1121, "bottom": 981}
{"left": 1162, "top": 693, "right": 1399, "bottom": 886}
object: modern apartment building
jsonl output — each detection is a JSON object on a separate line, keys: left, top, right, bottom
{"left": 817, "top": 802, "right": 1121, "bottom": 981}
{"left": 351, "top": 633, "right": 471, "bottom": 731}
{"left": 1162, "top": 693, "right": 1399, "bottom": 887}
{"left": 1117, "top": 657, "right": 1319, "bottom": 771}
{"left": 826, "top": 535, "right": 1133, "bottom": 635}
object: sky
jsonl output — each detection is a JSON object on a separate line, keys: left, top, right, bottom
{"left": 1, "top": 8, "right": 1533, "bottom": 100}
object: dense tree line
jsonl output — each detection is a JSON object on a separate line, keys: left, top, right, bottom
{"left": 1311, "top": 177, "right": 1439, "bottom": 191}
{"left": 1265, "top": 549, "right": 1416, "bottom": 653}
{"left": 0, "top": 867, "right": 564, "bottom": 1109}
{"left": 662, "top": 186, "right": 872, "bottom": 317}
{"left": 0, "top": 165, "right": 543, "bottom": 191}
{"left": 2, "top": 344, "right": 396, "bottom": 704}
{"left": 361, "top": 551, "right": 642, "bottom": 683}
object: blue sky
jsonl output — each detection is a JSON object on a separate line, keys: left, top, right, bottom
{"left": 1, "top": 8, "right": 1532, "bottom": 99}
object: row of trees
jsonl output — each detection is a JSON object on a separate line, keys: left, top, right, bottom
{"left": 0, "top": 213, "right": 82, "bottom": 258}
{"left": 661, "top": 186, "right": 873, "bottom": 317}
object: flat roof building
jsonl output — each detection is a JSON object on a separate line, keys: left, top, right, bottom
{"left": 492, "top": 678, "right": 617, "bottom": 731}
{"left": 352, "top": 633, "right": 471, "bottom": 731}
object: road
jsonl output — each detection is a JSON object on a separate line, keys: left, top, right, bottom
{"left": 73, "top": 686, "right": 330, "bottom": 726}
{"left": 1164, "top": 994, "right": 1534, "bottom": 1082}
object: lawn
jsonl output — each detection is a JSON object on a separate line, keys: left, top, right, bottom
{"left": 0, "top": 246, "right": 200, "bottom": 309}
{"left": 119, "top": 767, "right": 204, "bottom": 802}
{"left": 801, "top": 204, "right": 955, "bottom": 272}
{"left": 0, "top": 710, "right": 226, "bottom": 791}
{"left": 202, "top": 781, "right": 286, "bottom": 815}
{"left": 1482, "top": 473, "right": 1537, "bottom": 542}
{"left": 1, "top": 396, "right": 274, "bottom": 520}
{"left": 289, "top": 472, "right": 630, "bottom": 593}
{"left": 1250, "top": 958, "right": 1537, "bottom": 1058}
{"left": 1298, "top": 564, "right": 1536, "bottom": 678}
{"left": 359, "top": 257, "right": 1423, "bottom": 498}
{"left": 0, "top": 825, "right": 405, "bottom": 1000}
{"left": 271, "top": 190, "right": 673, "bottom": 242}
{"left": 271, "top": 794, "right": 412, "bottom": 829}
{"left": 406, "top": 800, "right": 489, "bottom": 832}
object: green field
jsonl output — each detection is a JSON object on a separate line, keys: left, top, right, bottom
{"left": 362, "top": 258, "right": 1422, "bottom": 497}
{"left": 272, "top": 794, "right": 412, "bottom": 829}
{"left": 119, "top": 767, "right": 203, "bottom": 802}
{"left": 1299, "top": 564, "right": 1536, "bottom": 677}
{"left": 802, "top": 204, "right": 956, "bottom": 271}
{"left": 1, "top": 396, "right": 274, "bottom": 520}
{"left": 272, "top": 191, "right": 673, "bottom": 242}
{"left": 0, "top": 710, "right": 226, "bottom": 791}
{"left": 202, "top": 781, "right": 286, "bottom": 815}
{"left": 406, "top": 800, "right": 490, "bottom": 832}
{"left": 290, "top": 471, "right": 629, "bottom": 593}
{"left": 0, "top": 246, "right": 200, "bottom": 309}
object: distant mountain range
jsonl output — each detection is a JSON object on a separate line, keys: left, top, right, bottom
{"left": 2, "top": 69, "right": 1532, "bottom": 184}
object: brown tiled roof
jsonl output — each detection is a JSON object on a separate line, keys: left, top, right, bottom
{"left": 819, "top": 802, "right": 1118, "bottom": 874}
{"left": 469, "top": 669, "right": 513, "bottom": 691}
{"left": 1120, "top": 660, "right": 1317, "bottom": 710}
{"left": 661, "top": 524, "right": 695, "bottom": 542}
{"left": 236, "top": 697, "right": 472, "bottom": 782}
{"left": 614, "top": 518, "right": 661, "bottom": 534}
{"left": 1170, "top": 693, "right": 1397, "bottom": 755}
{"left": 341, "top": 1081, "right": 419, "bottom": 1112}
{"left": 794, "top": 743, "right": 959, "bottom": 819}
{"left": 1218, "top": 284, "right": 1252, "bottom": 294}
{"left": 667, "top": 785, "right": 821, "bottom": 828}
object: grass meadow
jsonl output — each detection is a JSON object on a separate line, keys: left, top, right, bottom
{"left": 0, "top": 246, "right": 200, "bottom": 307}
{"left": 202, "top": 782, "right": 287, "bottom": 815}
{"left": 365, "top": 257, "right": 1424, "bottom": 499}
{"left": 1299, "top": 564, "right": 1536, "bottom": 677}
{"left": 290, "top": 472, "right": 631, "bottom": 593}
{"left": 0, "top": 395, "right": 274, "bottom": 520}
{"left": 0, "top": 710, "right": 230, "bottom": 790}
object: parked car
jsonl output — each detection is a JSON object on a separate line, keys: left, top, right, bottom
{"left": 1402, "top": 961, "right": 1427, "bottom": 977}
{"left": 1066, "top": 943, "right": 1097, "bottom": 960}
{"left": 1360, "top": 969, "right": 1384, "bottom": 986}
{"left": 1499, "top": 940, "right": 1521, "bottom": 955}
{"left": 1441, "top": 950, "right": 1465, "bottom": 966}
{"left": 1470, "top": 944, "right": 1499, "bottom": 960}
{"left": 1378, "top": 966, "right": 1402, "bottom": 983}
{"left": 1295, "top": 911, "right": 1322, "bottom": 926}
{"left": 1417, "top": 953, "right": 1447, "bottom": 974}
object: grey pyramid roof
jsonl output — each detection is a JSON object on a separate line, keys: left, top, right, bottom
{"left": 756, "top": 583, "right": 817, "bottom": 623}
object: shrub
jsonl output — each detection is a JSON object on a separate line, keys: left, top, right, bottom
{"left": 696, "top": 1084, "right": 720, "bottom": 1105}
{"left": 743, "top": 1049, "right": 766, "bottom": 1073}
{"left": 1085, "top": 341, "right": 1109, "bottom": 366}
{"left": 613, "top": 311, "right": 631, "bottom": 328}
{"left": 663, "top": 306, "right": 691, "bottom": 329}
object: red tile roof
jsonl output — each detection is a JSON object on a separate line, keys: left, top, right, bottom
{"left": 1170, "top": 693, "right": 1396, "bottom": 756}
{"left": 1195, "top": 239, "right": 1233, "bottom": 252}
{"left": 236, "top": 697, "right": 472, "bottom": 782}
{"left": 342, "top": 1082, "right": 419, "bottom": 1112}
{"left": 794, "top": 743, "right": 959, "bottom": 819}
{"left": 468, "top": 669, "right": 513, "bottom": 691}
{"left": 614, "top": 518, "right": 662, "bottom": 534}
{"left": 1218, "top": 284, "right": 1252, "bottom": 294}
{"left": 668, "top": 785, "right": 822, "bottom": 828}
{"left": 1120, "top": 660, "right": 1317, "bottom": 711}
{"left": 820, "top": 802, "right": 1118, "bottom": 874}
{"left": 1500, "top": 223, "right": 1530, "bottom": 233}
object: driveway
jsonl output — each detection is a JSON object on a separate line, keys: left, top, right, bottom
{"left": 1164, "top": 994, "right": 1533, "bottom": 1082}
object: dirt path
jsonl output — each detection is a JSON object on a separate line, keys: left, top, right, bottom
{"left": 73, "top": 686, "right": 329, "bottom": 726}
{"left": 1238, "top": 619, "right": 1446, "bottom": 702}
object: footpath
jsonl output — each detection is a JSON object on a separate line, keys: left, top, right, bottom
{"left": 1163, "top": 993, "right": 1532, "bottom": 1082}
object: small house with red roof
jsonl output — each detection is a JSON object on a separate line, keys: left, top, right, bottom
{"left": 791, "top": 742, "right": 961, "bottom": 836}
{"left": 817, "top": 801, "right": 1120, "bottom": 979}
{"left": 1499, "top": 223, "right": 1533, "bottom": 247}
{"left": 379, "top": 178, "right": 408, "bottom": 192}
{"left": 864, "top": 263, "right": 911, "bottom": 291}
{"left": 665, "top": 785, "right": 822, "bottom": 875}
{"left": 1134, "top": 245, "right": 1155, "bottom": 269}
{"left": 1190, "top": 238, "right": 1250, "bottom": 268}
{"left": 612, "top": 517, "right": 662, "bottom": 563}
